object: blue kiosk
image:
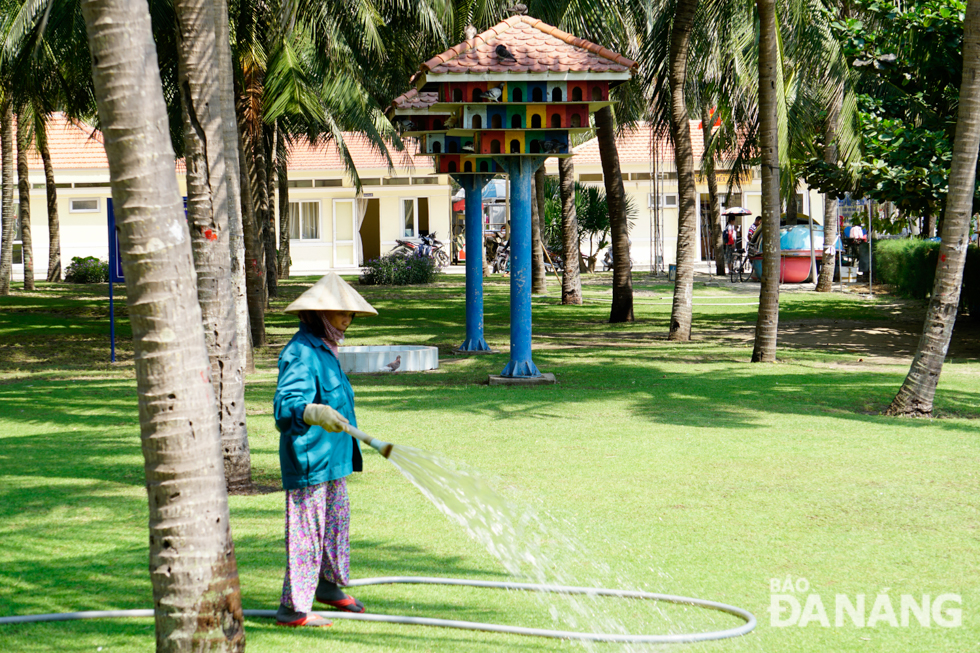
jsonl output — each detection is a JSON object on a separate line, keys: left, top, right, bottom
{"left": 390, "top": 14, "right": 637, "bottom": 381}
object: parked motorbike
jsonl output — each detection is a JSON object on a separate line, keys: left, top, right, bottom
{"left": 391, "top": 232, "right": 450, "bottom": 267}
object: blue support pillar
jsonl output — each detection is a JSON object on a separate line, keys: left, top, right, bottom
{"left": 497, "top": 157, "right": 547, "bottom": 377}
{"left": 455, "top": 174, "right": 491, "bottom": 351}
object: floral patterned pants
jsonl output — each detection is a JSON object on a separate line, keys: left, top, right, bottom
{"left": 280, "top": 478, "right": 350, "bottom": 612}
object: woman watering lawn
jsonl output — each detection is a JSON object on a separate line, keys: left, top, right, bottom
{"left": 273, "top": 273, "right": 377, "bottom": 627}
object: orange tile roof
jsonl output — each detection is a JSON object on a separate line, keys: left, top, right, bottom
{"left": 30, "top": 114, "right": 432, "bottom": 175}
{"left": 286, "top": 135, "right": 431, "bottom": 171}
{"left": 421, "top": 15, "right": 637, "bottom": 75}
{"left": 25, "top": 114, "right": 108, "bottom": 170}
{"left": 568, "top": 121, "right": 748, "bottom": 167}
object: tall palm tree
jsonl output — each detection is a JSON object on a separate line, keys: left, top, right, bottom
{"left": 531, "top": 165, "right": 547, "bottom": 294}
{"left": 666, "top": 0, "right": 699, "bottom": 340}
{"left": 559, "top": 156, "right": 582, "bottom": 304}
{"left": 531, "top": 0, "right": 643, "bottom": 323}
{"left": 79, "top": 0, "right": 244, "bottom": 650}
{"left": 174, "top": 0, "right": 252, "bottom": 491}
{"left": 815, "top": 81, "right": 842, "bottom": 292}
{"left": 0, "top": 98, "right": 12, "bottom": 296}
{"left": 752, "top": 0, "right": 781, "bottom": 363}
{"left": 35, "top": 115, "right": 60, "bottom": 281}
{"left": 888, "top": 0, "right": 980, "bottom": 417}
{"left": 15, "top": 103, "right": 33, "bottom": 289}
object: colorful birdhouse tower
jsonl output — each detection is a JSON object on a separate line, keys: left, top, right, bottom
{"left": 389, "top": 14, "right": 637, "bottom": 379}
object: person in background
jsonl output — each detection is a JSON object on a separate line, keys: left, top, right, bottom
{"left": 273, "top": 273, "right": 378, "bottom": 627}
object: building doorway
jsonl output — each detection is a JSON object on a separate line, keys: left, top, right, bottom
{"left": 359, "top": 198, "right": 381, "bottom": 264}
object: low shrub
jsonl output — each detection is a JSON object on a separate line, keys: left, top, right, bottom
{"left": 360, "top": 251, "right": 438, "bottom": 286}
{"left": 64, "top": 256, "right": 109, "bottom": 284}
{"left": 874, "top": 239, "right": 980, "bottom": 318}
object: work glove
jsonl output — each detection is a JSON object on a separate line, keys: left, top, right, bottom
{"left": 303, "top": 404, "right": 349, "bottom": 433}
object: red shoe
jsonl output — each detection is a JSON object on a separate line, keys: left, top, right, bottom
{"left": 317, "top": 594, "right": 365, "bottom": 613}
{"left": 276, "top": 605, "right": 332, "bottom": 627}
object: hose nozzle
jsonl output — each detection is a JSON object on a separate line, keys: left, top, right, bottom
{"left": 345, "top": 425, "right": 394, "bottom": 459}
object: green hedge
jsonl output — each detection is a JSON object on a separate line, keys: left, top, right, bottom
{"left": 874, "top": 238, "right": 979, "bottom": 318}
{"left": 359, "top": 252, "right": 438, "bottom": 286}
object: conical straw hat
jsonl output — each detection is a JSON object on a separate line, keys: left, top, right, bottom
{"left": 284, "top": 273, "right": 378, "bottom": 316}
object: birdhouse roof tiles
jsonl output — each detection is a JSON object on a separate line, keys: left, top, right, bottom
{"left": 390, "top": 89, "right": 439, "bottom": 111}
{"left": 420, "top": 15, "right": 637, "bottom": 76}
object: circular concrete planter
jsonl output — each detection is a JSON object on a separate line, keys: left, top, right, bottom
{"left": 338, "top": 345, "right": 439, "bottom": 374}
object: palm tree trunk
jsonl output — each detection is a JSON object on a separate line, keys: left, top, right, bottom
{"left": 817, "top": 60, "right": 845, "bottom": 292}
{"left": 277, "top": 129, "right": 290, "bottom": 279}
{"left": 79, "top": 0, "right": 245, "bottom": 648}
{"left": 39, "top": 121, "right": 61, "bottom": 282}
{"left": 239, "top": 128, "right": 267, "bottom": 345}
{"left": 559, "top": 157, "right": 582, "bottom": 304}
{"left": 595, "top": 106, "right": 633, "bottom": 322}
{"left": 263, "top": 122, "right": 278, "bottom": 298}
{"left": 667, "top": 0, "right": 699, "bottom": 340}
{"left": 752, "top": 0, "right": 781, "bottom": 363}
{"left": 212, "top": 0, "right": 253, "bottom": 372}
{"left": 887, "top": 0, "right": 980, "bottom": 417}
{"left": 531, "top": 166, "right": 547, "bottom": 294}
{"left": 16, "top": 110, "right": 34, "bottom": 291}
{"left": 0, "top": 100, "right": 14, "bottom": 296}
{"left": 175, "top": 0, "right": 253, "bottom": 493}
{"left": 701, "top": 105, "right": 725, "bottom": 276}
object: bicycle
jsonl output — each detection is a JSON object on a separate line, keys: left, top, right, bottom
{"left": 728, "top": 244, "right": 752, "bottom": 282}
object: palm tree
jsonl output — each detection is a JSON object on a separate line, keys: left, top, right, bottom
{"left": 666, "top": 0, "right": 699, "bottom": 341}
{"left": 887, "top": 0, "right": 980, "bottom": 417}
{"left": 174, "top": 0, "right": 253, "bottom": 491}
{"left": 78, "top": 0, "right": 245, "bottom": 650}
{"left": 531, "top": 166, "right": 547, "bottom": 293}
{"left": 530, "top": 0, "right": 643, "bottom": 322}
{"left": 559, "top": 156, "right": 582, "bottom": 304}
{"left": 15, "top": 104, "right": 33, "bottom": 290}
{"left": 815, "top": 82, "right": 842, "bottom": 292}
{"left": 752, "top": 0, "right": 781, "bottom": 363}
{"left": 0, "top": 98, "right": 12, "bottom": 296}
{"left": 36, "top": 116, "right": 60, "bottom": 281}
{"left": 701, "top": 103, "right": 725, "bottom": 276}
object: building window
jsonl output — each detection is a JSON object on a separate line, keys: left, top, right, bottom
{"left": 289, "top": 201, "right": 320, "bottom": 240}
{"left": 11, "top": 206, "right": 22, "bottom": 264}
{"left": 579, "top": 173, "right": 603, "bottom": 183}
{"left": 403, "top": 198, "right": 418, "bottom": 237}
{"left": 648, "top": 193, "right": 678, "bottom": 208}
{"left": 287, "top": 179, "right": 313, "bottom": 188}
{"left": 315, "top": 179, "right": 342, "bottom": 187}
{"left": 384, "top": 177, "right": 410, "bottom": 186}
{"left": 70, "top": 198, "right": 100, "bottom": 213}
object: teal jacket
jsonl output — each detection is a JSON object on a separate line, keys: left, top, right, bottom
{"left": 274, "top": 322, "right": 362, "bottom": 490}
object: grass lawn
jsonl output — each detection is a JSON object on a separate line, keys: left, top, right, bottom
{"left": 0, "top": 273, "right": 976, "bottom": 652}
